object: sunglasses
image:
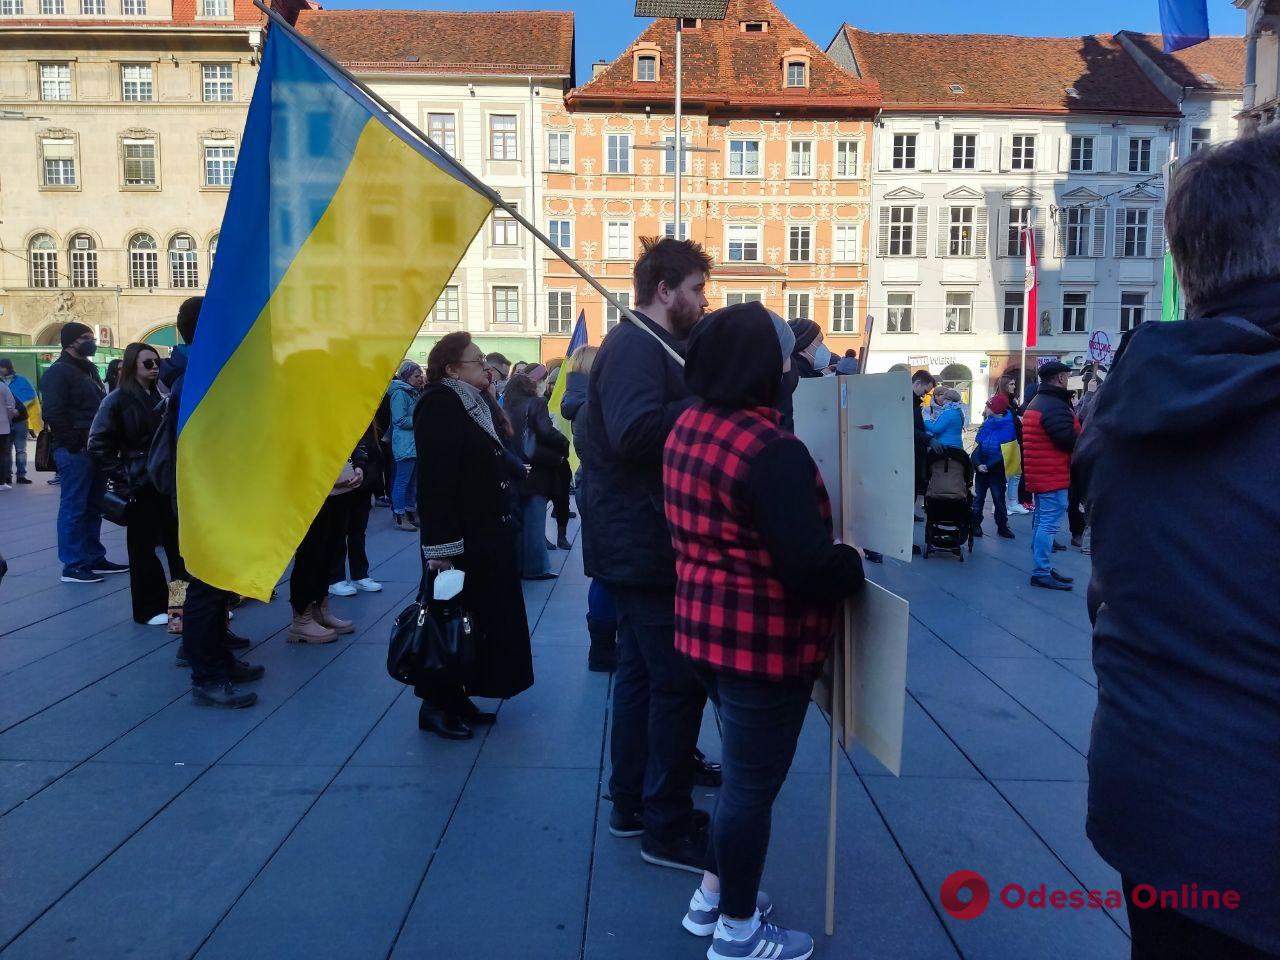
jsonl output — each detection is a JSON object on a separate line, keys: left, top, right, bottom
{"left": 140, "top": 359, "right": 159, "bottom": 370}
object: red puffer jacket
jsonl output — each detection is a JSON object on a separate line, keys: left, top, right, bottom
{"left": 1021, "top": 385, "right": 1079, "bottom": 492}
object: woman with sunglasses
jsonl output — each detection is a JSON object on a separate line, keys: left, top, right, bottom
{"left": 88, "top": 342, "right": 185, "bottom": 624}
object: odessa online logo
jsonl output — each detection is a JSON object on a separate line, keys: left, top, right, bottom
{"left": 941, "top": 870, "right": 991, "bottom": 920}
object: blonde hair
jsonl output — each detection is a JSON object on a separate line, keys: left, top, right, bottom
{"left": 568, "top": 344, "right": 599, "bottom": 376}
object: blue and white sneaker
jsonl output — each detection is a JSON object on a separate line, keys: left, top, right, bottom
{"left": 707, "top": 920, "right": 813, "bottom": 960}
{"left": 683, "top": 887, "right": 774, "bottom": 937}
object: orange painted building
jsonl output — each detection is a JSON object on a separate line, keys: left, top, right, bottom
{"left": 540, "top": 0, "right": 880, "bottom": 359}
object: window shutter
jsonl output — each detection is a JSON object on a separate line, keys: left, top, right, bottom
{"left": 879, "top": 133, "right": 892, "bottom": 172}
{"left": 1038, "top": 134, "right": 1054, "bottom": 173}
{"left": 998, "top": 135, "right": 1011, "bottom": 172}
{"left": 1150, "top": 207, "right": 1164, "bottom": 258}
{"left": 1151, "top": 138, "right": 1167, "bottom": 174}
{"left": 1122, "top": 137, "right": 1134, "bottom": 172}
{"left": 979, "top": 135, "right": 993, "bottom": 172}
{"left": 1055, "top": 208, "right": 1067, "bottom": 258}
{"left": 974, "top": 205, "right": 988, "bottom": 257}
{"left": 1114, "top": 208, "right": 1126, "bottom": 258}
{"left": 937, "top": 206, "right": 949, "bottom": 258}
{"left": 1091, "top": 207, "right": 1106, "bottom": 257}
{"left": 878, "top": 207, "right": 890, "bottom": 257}
{"left": 915, "top": 205, "right": 928, "bottom": 258}
{"left": 1032, "top": 208, "right": 1044, "bottom": 254}
{"left": 997, "top": 208, "right": 1007, "bottom": 257}
{"left": 917, "top": 131, "right": 933, "bottom": 171}
{"left": 1058, "top": 136, "right": 1071, "bottom": 173}
{"left": 1096, "top": 135, "right": 1113, "bottom": 173}
{"left": 938, "top": 126, "right": 952, "bottom": 171}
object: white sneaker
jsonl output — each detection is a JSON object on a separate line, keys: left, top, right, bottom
{"left": 328, "top": 580, "right": 358, "bottom": 597}
{"left": 1007, "top": 501, "right": 1030, "bottom": 515}
{"left": 353, "top": 577, "right": 383, "bottom": 593}
{"left": 0, "top": 483, "right": 11, "bottom": 491}
{"left": 147, "top": 613, "right": 169, "bottom": 626}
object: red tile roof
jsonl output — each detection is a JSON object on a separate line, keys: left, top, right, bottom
{"left": 294, "top": 9, "right": 575, "bottom": 78}
{"left": 1116, "top": 32, "right": 1245, "bottom": 91}
{"left": 568, "top": 0, "right": 878, "bottom": 112}
{"left": 843, "top": 27, "right": 1178, "bottom": 117}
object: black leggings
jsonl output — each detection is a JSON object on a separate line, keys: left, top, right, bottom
{"left": 290, "top": 496, "right": 347, "bottom": 614}
{"left": 330, "top": 489, "right": 373, "bottom": 583}
{"left": 127, "top": 486, "right": 185, "bottom": 623}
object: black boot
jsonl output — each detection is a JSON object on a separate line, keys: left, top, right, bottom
{"left": 587, "top": 619, "right": 617, "bottom": 672}
{"left": 418, "top": 703, "right": 473, "bottom": 740}
{"left": 557, "top": 525, "right": 571, "bottom": 551}
{"left": 998, "top": 526, "right": 1015, "bottom": 539}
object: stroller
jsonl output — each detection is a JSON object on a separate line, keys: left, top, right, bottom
{"left": 921, "top": 447, "right": 974, "bottom": 561}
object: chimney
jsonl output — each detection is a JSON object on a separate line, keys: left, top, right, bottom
{"left": 592, "top": 59, "right": 609, "bottom": 79}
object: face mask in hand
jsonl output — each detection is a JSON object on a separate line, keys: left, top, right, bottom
{"left": 809, "top": 343, "right": 832, "bottom": 372}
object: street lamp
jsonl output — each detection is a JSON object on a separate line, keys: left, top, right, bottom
{"left": 634, "top": 0, "right": 727, "bottom": 236}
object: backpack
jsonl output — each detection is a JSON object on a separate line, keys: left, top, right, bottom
{"left": 146, "top": 395, "right": 178, "bottom": 500}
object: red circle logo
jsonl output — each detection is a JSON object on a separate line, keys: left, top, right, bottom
{"left": 941, "top": 870, "right": 991, "bottom": 920}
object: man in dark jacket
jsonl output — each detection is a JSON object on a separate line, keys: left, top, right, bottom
{"left": 579, "top": 237, "right": 712, "bottom": 873}
{"left": 1078, "top": 131, "right": 1280, "bottom": 960}
{"left": 1020, "top": 360, "right": 1078, "bottom": 590}
{"left": 911, "top": 370, "right": 936, "bottom": 516}
{"left": 40, "top": 321, "right": 126, "bottom": 583}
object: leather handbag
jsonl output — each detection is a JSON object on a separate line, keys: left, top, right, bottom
{"left": 34, "top": 427, "right": 55, "bottom": 472}
{"left": 387, "top": 569, "right": 476, "bottom": 685}
{"left": 100, "top": 482, "right": 132, "bottom": 527}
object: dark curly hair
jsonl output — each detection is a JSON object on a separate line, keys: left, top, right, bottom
{"left": 426, "top": 331, "right": 474, "bottom": 384}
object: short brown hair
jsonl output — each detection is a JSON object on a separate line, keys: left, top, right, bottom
{"left": 634, "top": 237, "right": 713, "bottom": 306}
{"left": 912, "top": 370, "right": 936, "bottom": 387}
{"left": 426, "top": 331, "right": 473, "bottom": 383}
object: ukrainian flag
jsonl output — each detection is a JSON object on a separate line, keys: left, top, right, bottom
{"left": 177, "top": 24, "right": 493, "bottom": 599}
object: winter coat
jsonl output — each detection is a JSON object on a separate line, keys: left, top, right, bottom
{"left": 579, "top": 311, "right": 694, "bottom": 589}
{"left": 504, "top": 392, "right": 569, "bottom": 501}
{"left": 925, "top": 404, "right": 964, "bottom": 449}
{"left": 972, "top": 411, "right": 1016, "bottom": 468}
{"left": 387, "top": 379, "right": 419, "bottom": 461}
{"left": 560, "top": 371, "right": 588, "bottom": 423}
{"left": 1021, "top": 385, "right": 1078, "bottom": 492}
{"left": 0, "top": 381, "right": 15, "bottom": 437}
{"left": 1076, "top": 279, "right": 1280, "bottom": 954}
{"left": 88, "top": 386, "right": 165, "bottom": 492}
{"left": 40, "top": 351, "right": 106, "bottom": 453}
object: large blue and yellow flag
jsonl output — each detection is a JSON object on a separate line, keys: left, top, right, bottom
{"left": 177, "top": 23, "right": 493, "bottom": 599}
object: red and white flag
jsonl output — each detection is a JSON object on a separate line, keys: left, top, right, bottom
{"left": 1024, "top": 227, "right": 1038, "bottom": 349}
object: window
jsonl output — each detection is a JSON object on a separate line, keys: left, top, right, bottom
{"left": 491, "top": 208, "right": 519, "bottom": 246}
{"left": 428, "top": 113, "right": 456, "bottom": 158}
{"left": 1128, "top": 137, "right": 1152, "bottom": 173}
{"left": 663, "top": 143, "right": 687, "bottom": 175}
{"left": 1, "top": 0, "right": 26, "bottom": 12}
{"left": 547, "top": 131, "right": 570, "bottom": 170}
{"left": 1011, "top": 134, "right": 1036, "bottom": 170}
{"left": 680, "top": 16, "right": 699, "bottom": 28}
{"left": 944, "top": 291, "right": 973, "bottom": 333}
{"left": 548, "top": 219, "right": 571, "bottom": 250}
{"left": 606, "top": 133, "right": 631, "bottom": 174}
{"left": 202, "top": 63, "right": 233, "bottom": 101}
{"left": 662, "top": 221, "right": 689, "bottom": 241}
{"left": 728, "top": 139, "right": 760, "bottom": 177}
{"left": 788, "top": 140, "right": 813, "bottom": 178}
{"left": 887, "top": 206, "right": 915, "bottom": 257}
{"left": 123, "top": 138, "right": 157, "bottom": 186}
{"left": 209, "top": 234, "right": 218, "bottom": 272}
{"left": 952, "top": 133, "right": 976, "bottom": 170}
{"left": 201, "top": 0, "right": 227, "bottom": 14}
{"left": 28, "top": 234, "right": 58, "bottom": 288}
{"left": 604, "top": 291, "right": 630, "bottom": 331}
{"left": 1006, "top": 208, "right": 1033, "bottom": 257}
{"left": 833, "top": 223, "right": 859, "bottom": 263}
{"left": 787, "top": 224, "right": 811, "bottom": 262}
{"left": 1120, "top": 291, "right": 1146, "bottom": 332}
{"left": 69, "top": 235, "right": 97, "bottom": 288}
{"left": 547, "top": 291, "right": 573, "bottom": 334}
{"left": 742, "top": 20, "right": 767, "bottom": 32}
{"left": 129, "top": 233, "right": 158, "bottom": 287}
{"left": 832, "top": 293, "right": 857, "bottom": 333}
{"left": 1190, "top": 127, "right": 1211, "bottom": 153}
{"left": 786, "top": 292, "right": 811, "bottom": 321}
{"left": 835, "top": 140, "right": 859, "bottom": 178}
{"left": 40, "top": 63, "right": 71, "bottom": 101}
{"left": 1002, "top": 289, "right": 1024, "bottom": 333}
{"left": 1121, "top": 208, "right": 1149, "bottom": 257}
{"left": 81, "top": 0, "right": 104, "bottom": 13}
{"left": 786, "top": 61, "right": 806, "bottom": 87}
{"left": 637, "top": 55, "right": 656, "bottom": 82}
{"left": 1063, "top": 207, "right": 1094, "bottom": 258}
{"left": 1070, "top": 135, "right": 1094, "bottom": 172}
{"left": 1062, "top": 292, "right": 1089, "bottom": 333}
{"left": 886, "top": 292, "right": 913, "bottom": 333}
{"left": 492, "top": 287, "right": 520, "bottom": 324}
{"left": 121, "top": 64, "right": 153, "bottom": 102}
{"left": 203, "top": 140, "right": 236, "bottom": 186}
{"left": 41, "top": 139, "right": 76, "bottom": 186}
{"left": 169, "top": 234, "right": 199, "bottom": 288}
{"left": 725, "top": 292, "right": 762, "bottom": 306}
{"left": 892, "top": 133, "right": 916, "bottom": 170}
{"left": 40, "top": 0, "right": 62, "bottom": 11}
{"left": 605, "top": 221, "right": 632, "bottom": 260}
{"left": 489, "top": 114, "right": 517, "bottom": 160}
{"left": 727, "top": 224, "right": 760, "bottom": 262}
{"left": 122, "top": 0, "right": 144, "bottom": 13}
{"left": 432, "top": 285, "right": 460, "bottom": 324}
{"left": 947, "top": 206, "right": 975, "bottom": 257}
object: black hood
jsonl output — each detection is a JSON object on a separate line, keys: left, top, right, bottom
{"left": 1090, "top": 279, "right": 1280, "bottom": 440}
{"left": 685, "top": 302, "right": 783, "bottom": 409}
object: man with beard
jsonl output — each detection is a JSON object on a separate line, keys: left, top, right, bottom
{"left": 579, "top": 237, "right": 714, "bottom": 873}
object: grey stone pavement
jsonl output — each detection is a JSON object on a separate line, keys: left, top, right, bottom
{"left": 0, "top": 480, "right": 1128, "bottom": 960}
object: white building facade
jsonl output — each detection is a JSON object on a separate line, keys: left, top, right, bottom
{"left": 1236, "top": 0, "right": 1280, "bottom": 132}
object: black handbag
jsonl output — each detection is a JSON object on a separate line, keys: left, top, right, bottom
{"left": 34, "top": 427, "right": 55, "bottom": 472}
{"left": 100, "top": 483, "right": 132, "bottom": 527}
{"left": 387, "top": 568, "right": 476, "bottom": 685}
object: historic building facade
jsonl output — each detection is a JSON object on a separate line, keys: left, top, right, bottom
{"left": 1235, "top": 0, "right": 1280, "bottom": 132}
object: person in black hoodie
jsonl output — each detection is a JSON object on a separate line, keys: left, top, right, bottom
{"left": 1077, "top": 131, "right": 1280, "bottom": 960}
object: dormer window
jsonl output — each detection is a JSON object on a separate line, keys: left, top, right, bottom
{"left": 741, "top": 20, "right": 768, "bottom": 32}
{"left": 679, "top": 17, "right": 699, "bottom": 28}
{"left": 949, "top": 84, "right": 963, "bottom": 95}
{"left": 781, "top": 48, "right": 810, "bottom": 89}
{"left": 633, "top": 42, "right": 661, "bottom": 82}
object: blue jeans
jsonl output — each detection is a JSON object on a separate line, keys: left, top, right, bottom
{"left": 520, "top": 495, "right": 549, "bottom": 577}
{"left": 10, "top": 429, "right": 26, "bottom": 479}
{"left": 391, "top": 456, "right": 416, "bottom": 513}
{"left": 53, "top": 447, "right": 106, "bottom": 572}
{"left": 1031, "top": 488, "right": 1068, "bottom": 579}
{"left": 588, "top": 578, "right": 616, "bottom": 626}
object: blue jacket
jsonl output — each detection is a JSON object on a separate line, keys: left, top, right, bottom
{"left": 973, "top": 411, "right": 1016, "bottom": 467}
{"left": 387, "top": 379, "right": 419, "bottom": 461}
{"left": 925, "top": 404, "right": 964, "bottom": 449}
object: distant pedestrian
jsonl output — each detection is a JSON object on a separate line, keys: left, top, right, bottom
{"left": 777, "top": 317, "right": 830, "bottom": 431}
{"left": 970, "top": 393, "right": 1015, "bottom": 539}
{"left": 1021, "top": 360, "right": 1079, "bottom": 590}
{"left": 328, "top": 419, "right": 383, "bottom": 597}
{"left": 0, "top": 376, "right": 16, "bottom": 490}
{"left": 0, "top": 358, "right": 36, "bottom": 485}
{"left": 486, "top": 352, "right": 512, "bottom": 398}
{"left": 105, "top": 358, "right": 123, "bottom": 393}
{"left": 503, "top": 372, "right": 569, "bottom": 580}
{"left": 911, "top": 370, "right": 937, "bottom": 524}
{"left": 388, "top": 361, "right": 422, "bottom": 531}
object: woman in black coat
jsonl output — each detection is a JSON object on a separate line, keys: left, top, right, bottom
{"left": 414, "top": 332, "right": 534, "bottom": 740}
{"left": 502, "top": 373, "right": 569, "bottom": 581}
{"left": 88, "top": 342, "right": 185, "bottom": 624}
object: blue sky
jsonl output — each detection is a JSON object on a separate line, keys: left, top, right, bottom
{"left": 320, "top": 0, "right": 1244, "bottom": 85}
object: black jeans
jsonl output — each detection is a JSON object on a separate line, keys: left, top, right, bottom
{"left": 291, "top": 495, "right": 347, "bottom": 615}
{"left": 609, "top": 586, "right": 707, "bottom": 842}
{"left": 972, "top": 464, "right": 1008, "bottom": 532}
{"left": 1068, "top": 473, "right": 1087, "bottom": 539}
{"left": 183, "top": 577, "right": 234, "bottom": 686}
{"left": 329, "top": 489, "right": 372, "bottom": 583}
{"left": 0, "top": 431, "right": 11, "bottom": 484}
{"left": 1123, "top": 879, "right": 1279, "bottom": 960}
{"left": 126, "top": 486, "right": 185, "bottom": 623}
{"left": 551, "top": 459, "right": 572, "bottom": 530}
{"left": 697, "top": 667, "right": 813, "bottom": 919}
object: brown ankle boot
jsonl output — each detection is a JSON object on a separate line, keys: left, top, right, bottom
{"left": 288, "top": 604, "right": 338, "bottom": 644}
{"left": 316, "top": 599, "right": 355, "bottom": 635}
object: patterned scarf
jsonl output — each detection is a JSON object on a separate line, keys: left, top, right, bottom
{"left": 441, "top": 377, "right": 500, "bottom": 445}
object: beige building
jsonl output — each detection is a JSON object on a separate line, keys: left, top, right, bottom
{"left": 0, "top": 0, "right": 271, "bottom": 349}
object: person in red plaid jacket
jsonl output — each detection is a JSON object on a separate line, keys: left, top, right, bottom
{"left": 663, "top": 302, "right": 865, "bottom": 960}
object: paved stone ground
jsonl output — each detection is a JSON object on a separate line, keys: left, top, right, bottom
{"left": 0, "top": 480, "right": 1127, "bottom": 960}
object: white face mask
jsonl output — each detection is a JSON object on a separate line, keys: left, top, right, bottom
{"left": 809, "top": 343, "right": 832, "bottom": 371}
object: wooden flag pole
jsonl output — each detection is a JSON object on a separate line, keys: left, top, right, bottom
{"left": 825, "top": 633, "right": 841, "bottom": 936}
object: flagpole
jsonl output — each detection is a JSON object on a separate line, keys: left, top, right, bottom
{"left": 251, "top": 0, "right": 679, "bottom": 363}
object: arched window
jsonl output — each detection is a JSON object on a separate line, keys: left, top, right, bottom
{"left": 168, "top": 233, "right": 199, "bottom": 288}
{"left": 129, "top": 232, "right": 159, "bottom": 288}
{"left": 29, "top": 234, "right": 59, "bottom": 288}
{"left": 939, "top": 363, "right": 974, "bottom": 412}
{"left": 69, "top": 234, "right": 98, "bottom": 288}
{"left": 208, "top": 234, "right": 218, "bottom": 274}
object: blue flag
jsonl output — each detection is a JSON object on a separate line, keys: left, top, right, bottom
{"left": 1159, "top": 0, "right": 1209, "bottom": 52}
{"left": 568, "top": 310, "right": 589, "bottom": 355}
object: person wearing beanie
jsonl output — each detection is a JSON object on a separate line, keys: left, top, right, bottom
{"left": 970, "top": 393, "right": 1017, "bottom": 539}
{"left": 40, "top": 321, "right": 127, "bottom": 583}
{"left": 777, "top": 317, "right": 828, "bottom": 431}
{"left": 1021, "top": 361, "right": 1079, "bottom": 589}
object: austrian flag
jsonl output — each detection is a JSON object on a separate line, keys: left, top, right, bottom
{"left": 1024, "top": 227, "right": 1039, "bottom": 349}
